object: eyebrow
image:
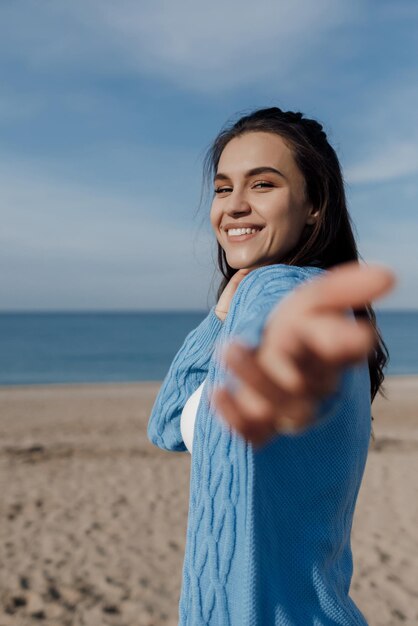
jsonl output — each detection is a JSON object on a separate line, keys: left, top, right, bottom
{"left": 213, "top": 166, "right": 287, "bottom": 183}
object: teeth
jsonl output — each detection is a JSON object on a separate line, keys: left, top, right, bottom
{"left": 227, "top": 227, "right": 260, "bottom": 236}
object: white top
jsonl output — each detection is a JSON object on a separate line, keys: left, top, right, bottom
{"left": 180, "top": 378, "right": 206, "bottom": 454}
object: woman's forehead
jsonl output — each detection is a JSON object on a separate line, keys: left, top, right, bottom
{"left": 217, "top": 132, "right": 299, "bottom": 180}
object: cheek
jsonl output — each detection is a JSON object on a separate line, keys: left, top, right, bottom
{"left": 261, "top": 193, "right": 293, "bottom": 226}
{"left": 210, "top": 202, "right": 221, "bottom": 227}
{"left": 265, "top": 203, "right": 306, "bottom": 244}
{"left": 269, "top": 192, "right": 306, "bottom": 227}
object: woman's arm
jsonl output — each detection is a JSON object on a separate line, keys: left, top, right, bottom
{"left": 147, "top": 268, "right": 251, "bottom": 452}
{"left": 211, "top": 262, "right": 395, "bottom": 448}
{"left": 147, "top": 305, "right": 223, "bottom": 452}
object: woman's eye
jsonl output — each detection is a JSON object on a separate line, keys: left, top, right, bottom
{"left": 214, "top": 182, "right": 273, "bottom": 194}
{"left": 213, "top": 187, "right": 231, "bottom": 194}
{"left": 253, "top": 182, "right": 273, "bottom": 189}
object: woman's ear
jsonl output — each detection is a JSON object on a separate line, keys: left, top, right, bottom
{"left": 306, "top": 206, "right": 320, "bottom": 225}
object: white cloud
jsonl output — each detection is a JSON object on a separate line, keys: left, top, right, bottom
{"left": 0, "top": 0, "right": 356, "bottom": 93}
{"left": 345, "top": 140, "right": 418, "bottom": 184}
{"left": 342, "top": 74, "right": 418, "bottom": 185}
{"left": 99, "top": 0, "right": 353, "bottom": 92}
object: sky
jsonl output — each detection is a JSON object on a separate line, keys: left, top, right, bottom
{"left": 1, "top": 0, "right": 417, "bottom": 311}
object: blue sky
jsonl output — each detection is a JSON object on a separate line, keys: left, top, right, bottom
{"left": 1, "top": 0, "right": 417, "bottom": 311}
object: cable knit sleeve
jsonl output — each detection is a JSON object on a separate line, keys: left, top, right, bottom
{"left": 229, "top": 265, "right": 325, "bottom": 350}
{"left": 223, "top": 266, "right": 352, "bottom": 429}
{"left": 147, "top": 305, "right": 223, "bottom": 452}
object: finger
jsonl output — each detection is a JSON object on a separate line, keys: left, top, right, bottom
{"left": 229, "top": 268, "right": 251, "bottom": 289}
{"left": 274, "top": 394, "right": 317, "bottom": 431}
{"left": 260, "top": 322, "right": 342, "bottom": 396}
{"left": 211, "top": 386, "right": 275, "bottom": 446}
{"left": 257, "top": 341, "right": 318, "bottom": 396}
{"left": 260, "top": 313, "right": 372, "bottom": 395}
{"left": 211, "top": 384, "right": 317, "bottom": 446}
{"left": 285, "top": 262, "right": 396, "bottom": 315}
{"left": 222, "top": 342, "right": 290, "bottom": 409}
{"left": 215, "top": 269, "right": 253, "bottom": 318}
{"left": 215, "top": 378, "right": 275, "bottom": 429}
{"left": 274, "top": 408, "right": 314, "bottom": 434}
{"left": 258, "top": 347, "right": 341, "bottom": 398}
{"left": 223, "top": 341, "right": 317, "bottom": 412}
{"left": 287, "top": 345, "right": 342, "bottom": 397}
{"left": 298, "top": 315, "right": 375, "bottom": 365}
{"left": 215, "top": 345, "right": 319, "bottom": 433}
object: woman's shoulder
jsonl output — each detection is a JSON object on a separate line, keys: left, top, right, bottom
{"left": 223, "top": 263, "right": 328, "bottom": 358}
{"left": 254, "top": 262, "right": 325, "bottom": 281}
{"left": 234, "top": 263, "right": 326, "bottom": 307}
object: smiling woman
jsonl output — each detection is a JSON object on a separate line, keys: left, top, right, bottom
{"left": 147, "top": 106, "right": 394, "bottom": 625}
{"left": 210, "top": 132, "right": 319, "bottom": 269}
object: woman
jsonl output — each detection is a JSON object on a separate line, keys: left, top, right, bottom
{"left": 147, "top": 107, "right": 395, "bottom": 625}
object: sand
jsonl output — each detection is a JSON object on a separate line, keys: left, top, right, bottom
{"left": 0, "top": 376, "right": 417, "bottom": 626}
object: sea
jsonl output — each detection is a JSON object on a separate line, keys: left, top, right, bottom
{"left": 0, "top": 311, "right": 417, "bottom": 386}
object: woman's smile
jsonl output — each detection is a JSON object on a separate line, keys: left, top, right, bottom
{"left": 224, "top": 227, "right": 265, "bottom": 243}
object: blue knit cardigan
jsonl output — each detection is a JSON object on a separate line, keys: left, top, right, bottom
{"left": 147, "top": 264, "right": 371, "bottom": 626}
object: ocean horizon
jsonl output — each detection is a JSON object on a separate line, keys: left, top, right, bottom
{"left": 0, "top": 310, "right": 417, "bottom": 386}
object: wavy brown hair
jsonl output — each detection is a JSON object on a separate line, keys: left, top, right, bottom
{"left": 201, "top": 106, "right": 389, "bottom": 413}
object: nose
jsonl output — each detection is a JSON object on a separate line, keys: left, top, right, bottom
{"left": 225, "top": 191, "right": 251, "bottom": 217}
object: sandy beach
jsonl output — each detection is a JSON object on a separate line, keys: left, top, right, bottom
{"left": 0, "top": 376, "right": 417, "bottom": 626}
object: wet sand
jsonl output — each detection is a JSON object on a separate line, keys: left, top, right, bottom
{"left": 0, "top": 377, "right": 417, "bottom": 625}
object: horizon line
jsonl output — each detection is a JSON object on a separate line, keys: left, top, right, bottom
{"left": 0, "top": 307, "right": 417, "bottom": 314}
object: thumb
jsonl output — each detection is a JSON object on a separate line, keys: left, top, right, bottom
{"left": 221, "top": 268, "right": 251, "bottom": 300}
{"left": 232, "top": 267, "right": 251, "bottom": 286}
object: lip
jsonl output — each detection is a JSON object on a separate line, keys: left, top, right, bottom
{"left": 221, "top": 222, "right": 265, "bottom": 231}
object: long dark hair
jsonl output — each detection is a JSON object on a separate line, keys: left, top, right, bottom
{"left": 201, "top": 106, "right": 389, "bottom": 410}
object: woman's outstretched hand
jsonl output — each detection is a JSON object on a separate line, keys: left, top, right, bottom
{"left": 211, "top": 262, "right": 396, "bottom": 448}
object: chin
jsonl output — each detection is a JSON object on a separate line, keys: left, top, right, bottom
{"left": 226, "top": 256, "right": 266, "bottom": 271}
{"left": 227, "top": 259, "right": 252, "bottom": 270}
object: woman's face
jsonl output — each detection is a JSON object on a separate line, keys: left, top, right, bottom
{"left": 210, "top": 131, "right": 318, "bottom": 270}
